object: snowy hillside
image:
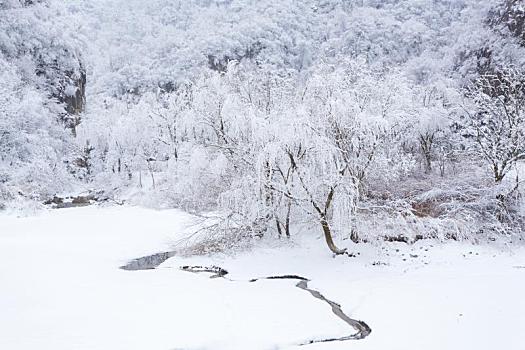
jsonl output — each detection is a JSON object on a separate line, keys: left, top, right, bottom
{"left": 1, "top": 0, "right": 525, "bottom": 349}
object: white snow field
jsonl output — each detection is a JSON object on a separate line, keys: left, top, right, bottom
{"left": 1, "top": 206, "right": 524, "bottom": 350}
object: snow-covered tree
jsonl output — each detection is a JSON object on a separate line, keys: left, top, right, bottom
{"left": 462, "top": 69, "right": 525, "bottom": 183}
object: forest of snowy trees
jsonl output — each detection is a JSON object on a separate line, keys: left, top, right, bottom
{"left": 1, "top": 0, "right": 524, "bottom": 252}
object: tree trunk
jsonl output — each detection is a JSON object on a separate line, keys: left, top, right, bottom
{"left": 494, "top": 164, "right": 504, "bottom": 183}
{"left": 284, "top": 200, "right": 291, "bottom": 238}
{"left": 419, "top": 133, "right": 434, "bottom": 173}
{"left": 275, "top": 217, "right": 282, "bottom": 237}
{"left": 320, "top": 217, "right": 346, "bottom": 255}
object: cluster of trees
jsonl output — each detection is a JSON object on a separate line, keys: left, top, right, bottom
{"left": 77, "top": 60, "right": 524, "bottom": 252}
{"left": 63, "top": 0, "right": 511, "bottom": 98}
{"left": 1, "top": 0, "right": 524, "bottom": 249}
{"left": 0, "top": 0, "right": 84, "bottom": 204}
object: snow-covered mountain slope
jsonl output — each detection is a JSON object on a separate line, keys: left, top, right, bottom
{"left": 65, "top": 0, "right": 513, "bottom": 97}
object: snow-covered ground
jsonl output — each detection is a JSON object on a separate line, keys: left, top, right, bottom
{"left": 1, "top": 206, "right": 524, "bottom": 350}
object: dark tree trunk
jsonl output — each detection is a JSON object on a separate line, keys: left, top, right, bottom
{"left": 320, "top": 216, "right": 346, "bottom": 255}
